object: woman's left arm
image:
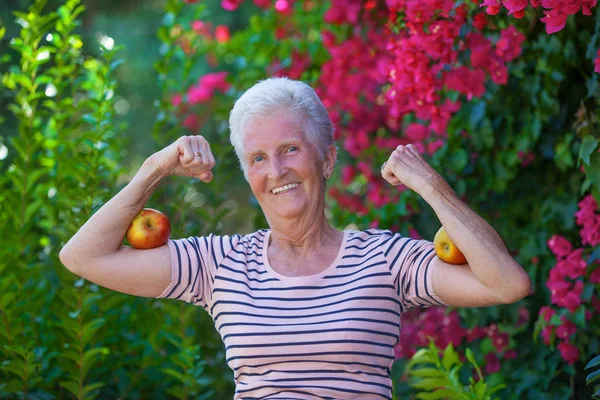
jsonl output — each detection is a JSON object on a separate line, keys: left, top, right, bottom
{"left": 421, "top": 181, "right": 531, "bottom": 307}
{"left": 381, "top": 144, "right": 531, "bottom": 308}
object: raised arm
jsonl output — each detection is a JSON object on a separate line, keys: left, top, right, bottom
{"left": 59, "top": 135, "right": 216, "bottom": 298}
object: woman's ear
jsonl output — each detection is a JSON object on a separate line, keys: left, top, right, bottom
{"left": 323, "top": 144, "right": 337, "bottom": 177}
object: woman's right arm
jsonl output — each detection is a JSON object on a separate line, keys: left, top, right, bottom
{"left": 59, "top": 135, "right": 216, "bottom": 298}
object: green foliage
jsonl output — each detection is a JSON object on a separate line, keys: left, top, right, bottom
{"left": 587, "top": 354, "right": 600, "bottom": 399}
{"left": 407, "top": 342, "right": 507, "bottom": 400}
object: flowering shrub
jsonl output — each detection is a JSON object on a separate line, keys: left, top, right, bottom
{"left": 536, "top": 194, "right": 600, "bottom": 366}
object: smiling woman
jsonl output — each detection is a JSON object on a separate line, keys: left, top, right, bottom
{"left": 60, "top": 77, "right": 530, "bottom": 400}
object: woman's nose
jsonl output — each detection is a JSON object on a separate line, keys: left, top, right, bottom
{"left": 267, "top": 157, "right": 287, "bottom": 180}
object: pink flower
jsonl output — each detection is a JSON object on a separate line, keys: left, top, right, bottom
{"left": 199, "top": 71, "right": 230, "bottom": 91}
{"left": 183, "top": 114, "right": 200, "bottom": 132}
{"left": 541, "top": 325, "right": 554, "bottom": 345}
{"left": 472, "top": 12, "right": 488, "bottom": 30}
{"left": 492, "top": 331, "right": 509, "bottom": 352}
{"left": 495, "top": 26, "right": 525, "bottom": 62}
{"left": 484, "top": 352, "right": 501, "bottom": 374}
{"left": 590, "top": 268, "right": 600, "bottom": 284}
{"left": 504, "top": 349, "right": 517, "bottom": 359}
{"left": 427, "top": 139, "right": 445, "bottom": 155}
{"left": 557, "top": 341, "right": 579, "bottom": 364}
{"left": 480, "top": 0, "right": 502, "bottom": 15}
{"left": 341, "top": 165, "right": 355, "bottom": 185}
{"left": 547, "top": 235, "right": 572, "bottom": 259}
{"left": 171, "top": 94, "right": 182, "bottom": 107}
{"left": 517, "top": 307, "right": 530, "bottom": 327}
{"left": 253, "top": 0, "right": 271, "bottom": 8}
{"left": 324, "top": 0, "right": 362, "bottom": 24}
{"left": 540, "top": 8, "right": 568, "bottom": 34}
{"left": 575, "top": 195, "right": 598, "bottom": 226}
{"left": 187, "top": 85, "right": 212, "bottom": 104}
{"left": 405, "top": 123, "right": 429, "bottom": 141}
{"left": 539, "top": 306, "right": 556, "bottom": 322}
{"left": 192, "top": 20, "right": 212, "bottom": 38}
{"left": 222, "top": 0, "right": 244, "bottom": 11}
{"left": 215, "top": 25, "right": 230, "bottom": 43}
{"left": 555, "top": 248, "right": 586, "bottom": 279}
{"left": 444, "top": 67, "right": 486, "bottom": 100}
{"left": 408, "top": 227, "right": 422, "bottom": 240}
{"left": 274, "top": 0, "right": 294, "bottom": 14}
{"left": 187, "top": 72, "right": 230, "bottom": 105}
{"left": 580, "top": 215, "right": 600, "bottom": 246}
{"left": 561, "top": 280, "right": 584, "bottom": 312}
{"left": 502, "top": 0, "right": 529, "bottom": 15}
{"left": 556, "top": 317, "right": 577, "bottom": 339}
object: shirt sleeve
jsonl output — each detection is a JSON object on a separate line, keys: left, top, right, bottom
{"left": 154, "top": 233, "right": 239, "bottom": 309}
{"left": 379, "top": 230, "right": 447, "bottom": 312}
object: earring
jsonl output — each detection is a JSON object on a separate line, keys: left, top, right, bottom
{"left": 324, "top": 172, "right": 331, "bottom": 180}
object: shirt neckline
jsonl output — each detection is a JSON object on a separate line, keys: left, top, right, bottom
{"left": 262, "top": 229, "right": 348, "bottom": 283}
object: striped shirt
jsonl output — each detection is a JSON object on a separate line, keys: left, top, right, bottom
{"left": 155, "top": 228, "right": 446, "bottom": 399}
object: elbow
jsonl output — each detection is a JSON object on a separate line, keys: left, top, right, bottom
{"left": 501, "top": 271, "right": 531, "bottom": 304}
{"left": 59, "top": 246, "right": 78, "bottom": 273}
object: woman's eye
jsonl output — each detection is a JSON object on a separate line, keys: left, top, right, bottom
{"left": 287, "top": 146, "right": 298, "bottom": 153}
{"left": 252, "top": 155, "right": 264, "bottom": 163}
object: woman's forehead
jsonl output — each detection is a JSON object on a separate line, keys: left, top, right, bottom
{"left": 243, "top": 116, "right": 305, "bottom": 150}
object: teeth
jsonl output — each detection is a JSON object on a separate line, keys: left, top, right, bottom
{"left": 272, "top": 183, "right": 299, "bottom": 194}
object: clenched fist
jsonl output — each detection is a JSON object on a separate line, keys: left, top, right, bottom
{"left": 149, "top": 135, "right": 216, "bottom": 183}
{"left": 381, "top": 144, "right": 447, "bottom": 196}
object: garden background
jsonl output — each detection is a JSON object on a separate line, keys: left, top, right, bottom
{"left": 1, "top": 0, "right": 600, "bottom": 398}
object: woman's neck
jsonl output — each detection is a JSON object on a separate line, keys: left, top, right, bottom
{"left": 268, "top": 215, "right": 341, "bottom": 258}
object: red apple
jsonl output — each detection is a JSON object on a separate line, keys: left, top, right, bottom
{"left": 126, "top": 208, "right": 171, "bottom": 249}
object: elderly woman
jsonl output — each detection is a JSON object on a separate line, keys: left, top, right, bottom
{"left": 60, "top": 77, "right": 530, "bottom": 399}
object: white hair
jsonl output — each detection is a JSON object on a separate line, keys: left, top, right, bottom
{"left": 229, "top": 77, "right": 335, "bottom": 180}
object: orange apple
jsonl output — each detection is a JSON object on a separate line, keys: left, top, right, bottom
{"left": 126, "top": 208, "right": 171, "bottom": 249}
{"left": 434, "top": 226, "right": 467, "bottom": 265}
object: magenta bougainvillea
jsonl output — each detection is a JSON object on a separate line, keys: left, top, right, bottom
{"left": 542, "top": 194, "right": 600, "bottom": 364}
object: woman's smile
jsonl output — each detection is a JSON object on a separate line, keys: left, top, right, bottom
{"left": 271, "top": 182, "right": 301, "bottom": 195}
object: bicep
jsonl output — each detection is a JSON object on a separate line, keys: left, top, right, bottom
{"left": 66, "top": 244, "right": 172, "bottom": 298}
{"left": 431, "top": 256, "right": 504, "bottom": 308}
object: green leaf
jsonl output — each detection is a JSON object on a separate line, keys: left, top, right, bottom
{"left": 465, "top": 348, "right": 476, "bottom": 366}
{"left": 579, "top": 135, "right": 599, "bottom": 166}
{"left": 83, "top": 382, "right": 105, "bottom": 399}
{"left": 448, "top": 149, "right": 468, "bottom": 172}
{"left": 161, "top": 367, "right": 187, "bottom": 383}
{"left": 587, "top": 369, "right": 600, "bottom": 385}
{"left": 586, "top": 355, "right": 600, "bottom": 370}
{"left": 410, "top": 348, "right": 438, "bottom": 365}
{"left": 587, "top": 151, "right": 600, "bottom": 191}
{"left": 554, "top": 137, "right": 574, "bottom": 172}
{"left": 59, "top": 380, "right": 80, "bottom": 398}
{"left": 410, "top": 368, "right": 448, "bottom": 378}
{"left": 412, "top": 378, "right": 450, "bottom": 390}
{"left": 415, "top": 389, "right": 458, "bottom": 399}
{"left": 442, "top": 344, "right": 460, "bottom": 371}
{"left": 81, "top": 347, "right": 109, "bottom": 379}
{"left": 573, "top": 306, "right": 586, "bottom": 327}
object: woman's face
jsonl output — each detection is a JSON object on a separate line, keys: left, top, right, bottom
{"left": 243, "top": 112, "right": 331, "bottom": 224}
